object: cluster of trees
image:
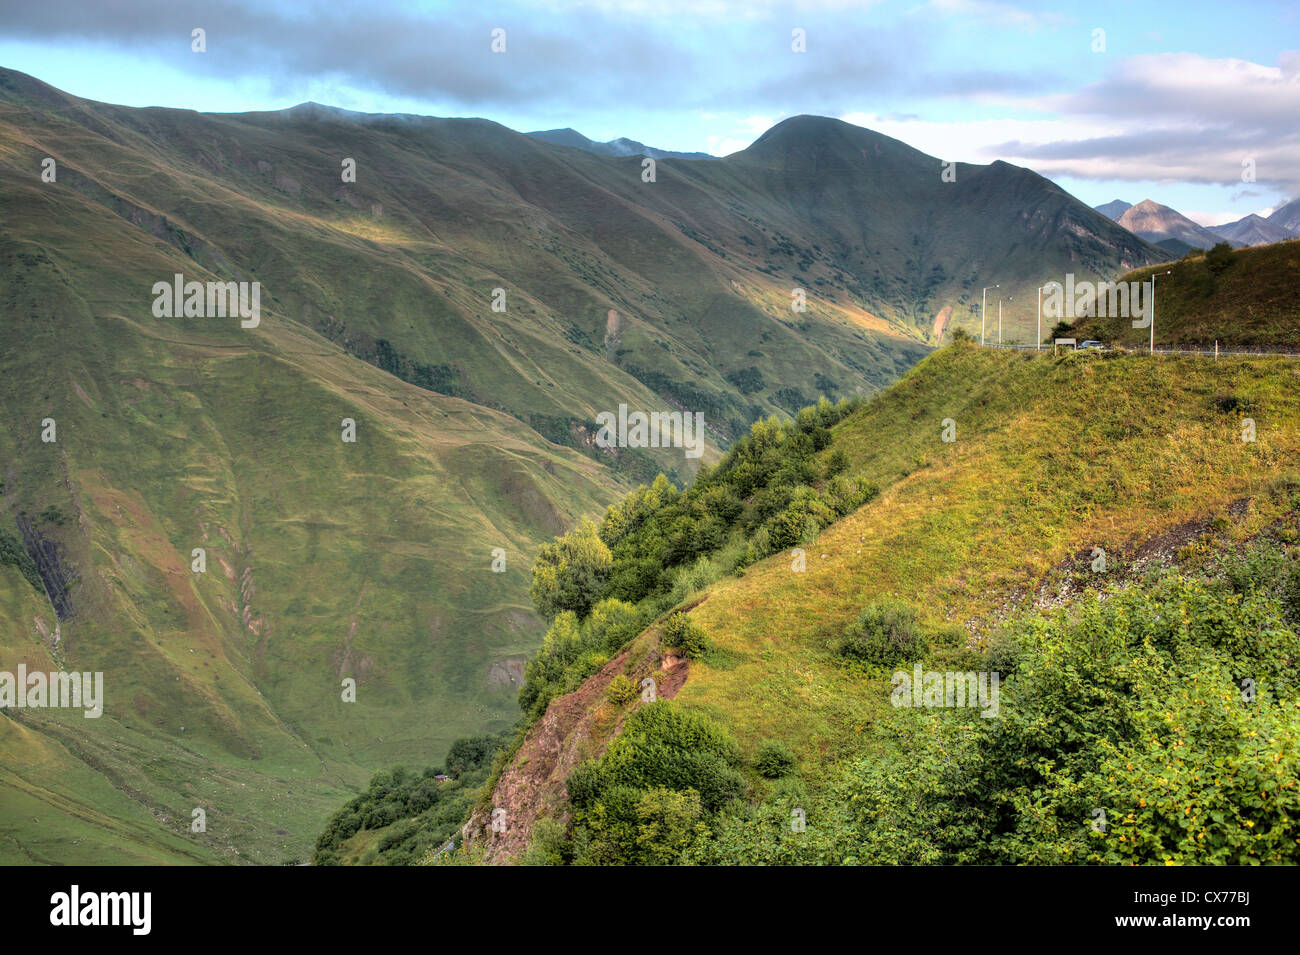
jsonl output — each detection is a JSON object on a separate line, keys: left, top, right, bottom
{"left": 517, "top": 599, "right": 645, "bottom": 718}
{"left": 521, "top": 396, "right": 874, "bottom": 724}
{"left": 529, "top": 396, "right": 874, "bottom": 626}
{"left": 515, "top": 702, "right": 806, "bottom": 865}
{"left": 312, "top": 733, "right": 505, "bottom": 865}
{"left": 0, "top": 528, "right": 42, "bottom": 592}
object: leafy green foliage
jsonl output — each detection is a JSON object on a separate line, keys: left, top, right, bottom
{"left": 0, "top": 528, "right": 42, "bottom": 593}
{"left": 518, "top": 599, "right": 645, "bottom": 716}
{"left": 605, "top": 674, "right": 638, "bottom": 705}
{"left": 662, "top": 611, "right": 712, "bottom": 659}
{"left": 529, "top": 518, "right": 613, "bottom": 621}
{"left": 1206, "top": 241, "right": 1234, "bottom": 275}
{"left": 754, "top": 742, "right": 796, "bottom": 779}
{"left": 580, "top": 396, "right": 875, "bottom": 611}
{"left": 814, "top": 567, "right": 1300, "bottom": 864}
{"left": 834, "top": 598, "right": 929, "bottom": 667}
{"left": 312, "top": 733, "right": 506, "bottom": 866}
{"left": 564, "top": 702, "right": 745, "bottom": 864}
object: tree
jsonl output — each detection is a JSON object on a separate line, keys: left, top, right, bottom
{"left": 1206, "top": 241, "right": 1234, "bottom": 274}
{"left": 529, "top": 517, "right": 613, "bottom": 620}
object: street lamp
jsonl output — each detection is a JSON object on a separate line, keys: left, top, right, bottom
{"left": 998, "top": 296, "right": 1012, "bottom": 345}
{"left": 1037, "top": 285, "right": 1044, "bottom": 351}
{"left": 982, "top": 284, "right": 999, "bottom": 345}
{"left": 1149, "top": 269, "right": 1172, "bottom": 354}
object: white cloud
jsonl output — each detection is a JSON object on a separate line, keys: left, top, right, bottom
{"left": 707, "top": 113, "right": 778, "bottom": 156}
{"left": 901, "top": 52, "right": 1300, "bottom": 194}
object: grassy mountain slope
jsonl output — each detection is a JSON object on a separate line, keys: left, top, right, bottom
{"left": 697, "top": 117, "right": 1164, "bottom": 343}
{"left": 0, "top": 69, "right": 929, "bottom": 447}
{"left": 1065, "top": 239, "right": 1300, "bottom": 347}
{"left": 467, "top": 343, "right": 1300, "bottom": 863}
{"left": 0, "top": 152, "right": 622, "bottom": 863}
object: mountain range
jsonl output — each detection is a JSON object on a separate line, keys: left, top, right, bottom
{"left": 525, "top": 128, "right": 717, "bottom": 161}
{"left": 1096, "top": 196, "right": 1300, "bottom": 251}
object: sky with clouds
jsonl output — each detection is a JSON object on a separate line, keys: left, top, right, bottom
{"left": 2, "top": 0, "right": 1297, "bottom": 223}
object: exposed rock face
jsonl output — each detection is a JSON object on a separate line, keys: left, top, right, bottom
{"left": 465, "top": 631, "right": 690, "bottom": 864}
{"left": 17, "top": 515, "right": 76, "bottom": 620}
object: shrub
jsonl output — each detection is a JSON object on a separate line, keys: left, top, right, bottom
{"left": 835, "top": 599, "right": 928, "bottom": 667}
{"left": 984, "top": 630, "right": 1022, "bottom": 676}
{"left": 754, "top": 742, "right": 796, "bottom": 779}
{"left": 1206, "top": 241, "right": 1234, "bottom": 274}
{"left": 606, "top": 674, "right": 638, "bottom": 706}
{"left": 662, "top": 612, "right": 712, "bottom": 659}
{"left": 522, "top": 817, "right": 568, "bottom": 866}
{"left": 824, "top": 448, "right": 850, "bottom": 478}
{"left": 566, "top": 761, "right": 606, "bottom": 809}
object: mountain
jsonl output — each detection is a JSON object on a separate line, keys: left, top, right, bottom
{"left": 0, "top": 68, "right": 1167, "bottom": 863}
{"left": 452, "top": 341, "right": 1300, "bottom": 865}
{"left": 1093, "top": 199, "right": 1132, "bottom": 220}
{"left": 1116, "top": 198, "right": 1234, "bottom": 250}
{"left": 1208, "top": 213, "right": 1297, "bottom": 246}
{"left": 526, "top": 127, "right": 716, "bottom": 161}
{"left": 702, "top": 115, "right": 1163, "bottom": 344}
{"left": 1062, "top": 240, "right": 1300, "bottom": 348}
{"left": 1267, "top": 198, "right": 1300, "bottom": 234}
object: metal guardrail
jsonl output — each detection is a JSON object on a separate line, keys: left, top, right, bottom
{"left": 977, "top": 342, "right": 1300, "bottom": 358}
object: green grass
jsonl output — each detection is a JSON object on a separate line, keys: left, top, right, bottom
{"left": 1063, "top": 240, "right": 1300, "bottom": 347}
{"left": 482, "top": 343, "right": 1300, "bottom": 857}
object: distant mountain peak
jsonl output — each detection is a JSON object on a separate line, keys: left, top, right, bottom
{"left": 1267, "top": 198, "right": 1300, "bottom": 234}
{"left": 1094, "top": 199, "right": 1132, "bottom": 221}
{"left": 1209, "top": 211, "right": 1297, "bottom": 246}
{"left": 1117, "top": 199, "right": 1233, "bottom": 250}
{"left": 525, "top": 127, "right": 715, "bottom": 160}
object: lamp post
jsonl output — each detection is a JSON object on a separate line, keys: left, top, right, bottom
{"left": 982, "top": 284, "right": 998, "bottom": 345}
{"left": 998, "top": 296, "right": 1012, "bottom": 345}
{"left": 1037, "top": 285, "right": 1044, "bottom": 351}
{"left": 1150, "top": 269, "right": 1171, "bottom": 354}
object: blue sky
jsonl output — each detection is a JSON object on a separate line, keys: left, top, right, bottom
{"left": 3, "top": 0, "right": 1297, "bottom": 223}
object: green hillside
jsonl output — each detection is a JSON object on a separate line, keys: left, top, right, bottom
{"left": 457, "top": 343, "right": 1300, "bottom": 864}
{"left": 1064, "top": 239, "right": 1300, "bottom": 348}
{"left": 0, "top": 177, "right": 620, "bottom": 864}
{"left": 0, "top": 70, "right": 931, "bottom": 450}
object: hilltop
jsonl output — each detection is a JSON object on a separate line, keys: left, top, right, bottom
{"left": 1063, "top": 239, "right": 1300, "bottom": 348}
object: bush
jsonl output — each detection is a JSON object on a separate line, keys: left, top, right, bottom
{"left": 606, "top": 674, "right": 638, "bottom": 705}
{"left": 522, "top": 816, "right": 568, "bottom": 866}
{"left": 984, "top": 630, "right": 1022, "bottom": 676}
{"left": 662, "top": 612, "right": 712, "bottom": 659}
{"left": 835, "top": 599, "right": 928, "bottom": 667}
{"left": 754, "top": 742, "right": 796, "bottom": 779}
{"left": 565, "top": 761, "right": 606, "bottom": 809}
{"left": 1206, "top": 241, "right": 1234, "bottom": 274}
{"left": 824, "top": 448, "right": 850, "bottom": 478}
